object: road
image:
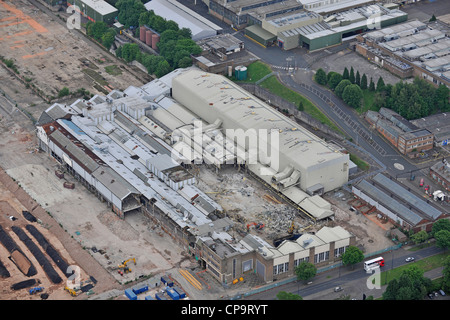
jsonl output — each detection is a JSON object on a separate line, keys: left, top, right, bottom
{"left": 276, "top": 69, "right": 420, "bottom": 178}
{"left": 244, "top": 245, "right": 447, "bottom": 300}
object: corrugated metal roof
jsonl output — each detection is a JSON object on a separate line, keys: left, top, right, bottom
{"left": 355, "top": 179, "right": 423, "bottom": 226}
{"left": 92, "top": 166, "right": 138, "bottom": 201}
{"left": 49, "top": 129, "right": 100, "bottom": 173}
{"left": 372, "top": 173, "right": 442, "bottom": 220}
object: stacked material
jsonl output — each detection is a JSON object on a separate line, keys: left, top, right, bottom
{"left": 12, "top": 226, "right": 62, "bottom": 284}
{"left": 25, "top": 224, "right": 72, "bottom": 278}
{"left": 0, "top": 226, "right": 37, "bottom": 277}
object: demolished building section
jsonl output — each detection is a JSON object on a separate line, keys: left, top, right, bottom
{"left": 35, "top": 67, "right": 354, "bottom": 284}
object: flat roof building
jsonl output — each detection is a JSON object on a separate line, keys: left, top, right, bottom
{"left": 67, "top": 0, "right": 118, "bottom": 24}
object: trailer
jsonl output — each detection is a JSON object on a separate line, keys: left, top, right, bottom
{"left": 166, "top": 287, "right": 180, "bottom": 300}
{"left": 132, "top": 283, "right": 149, "bottom": 295}
{"left": 173, "top": 286, "right": 186, "bottom": 299}
{"left": 125, "top": 288, "right": 137, "bottom": 300}
{"left": 161, "top": 275, "right": 173, "bottom": 287}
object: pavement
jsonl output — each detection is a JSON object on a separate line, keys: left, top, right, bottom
{"left": 243, "top": 244, "right": 449, "bottom": 300}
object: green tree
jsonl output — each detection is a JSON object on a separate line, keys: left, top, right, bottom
{"left": 432, "top": 219, "right": 450, "bottom": 236}
{"left": 58, "top": 87, "right": 70, "bottom": 98}
{"left": 376, "top": 76, "right": 385, "bottom": 92}
{"left": 177, "top": 56, "right": 193, "bottom": 68}
{"left": 295, "top": 262, "right": 317, "bottom": 284}
{"left": 343, "top": 67, "right": 349, "bottom": 80}
{"left": 434, "top": 85, "right": 450, "bottom": 111}
{"left": 341, "top": 246, "right": 364, "bottom": 269}
{"left": 101, "top": 29, "right": 116, "bottom": 49}
{"left": 335, "top": 79, "right": 352, "bottom": 98}
{"left": 328, "top": 72, "right": 343, "bottom": 90}
{"left": 349, "top": 67, "right": 355, "bottom": 84}
{"left": 430, "top": 14, "right": 437, "bottom": 22}
{"left": 383, "top": 265, "right": 431, "bottom": 300}
{"left": 116, "top": 0, "right": 147, "bottom": 28}
{"left": 315, "top": 68, "right": 327, "bottom": 85}
{"left": 435, "top": 230, "right": 450, "bottom": 249}
{"left": 369, "top": 77, "right": 375, "bottom": 91}
{"left": 355, "top": 70, "right": 360, "bottom": 87}
{"left": 276, "top": 291, "right": 303, "bottom": 300}
{"left": 87, "top": 21, "right": 108, "bottom": 40}
{"left": 360, "top": 73, "right": 367, "bottom": 90}
{"left": 155, "top": 59, "right": 171, "bottom": 78}
{"left": 442, "top": 255, "right": 450, "bottom": 292}
{"left": 343, "top": 84, "right": 363, "bottom": 108}
{"left": 411, "top": 230, "right": 428, "bottom": 245}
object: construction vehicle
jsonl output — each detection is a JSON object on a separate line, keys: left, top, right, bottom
{"left": 118, "top": 258, "right": 136, "bottom": 275}
{"left": 246, "top": 222, "right": 264, "bottom": 232}
{"left": 288, "top": 221, "right": 295, "bottom": 234}
{"left": 29, "top": 287, "right": 44, "bottom": 295}
{"left": 64, "top": 286, "right": 78, "bottom": 297}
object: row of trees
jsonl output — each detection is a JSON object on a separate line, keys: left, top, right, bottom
{"left": 110, "top": 0, "right": 201, "bottom": 77}
{"left": 86, "top": 21, "right": 117, "bottom": 49}
{"left": 315, "top": 65, "right": 450, "bottom": 119}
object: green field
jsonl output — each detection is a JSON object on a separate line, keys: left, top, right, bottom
{"left": 259, "top": 75, "right": 343, "bottom": 134}
{"left": 230, "top": 61, "right": 272, "bottom": 83}
{"left": 380, "top": 252, "right": 450, "bottom": 286}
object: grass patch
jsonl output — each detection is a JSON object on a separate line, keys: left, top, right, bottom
{"left": 380, "top": 252, "right": 450, "bottom": 286}
{"left": 105, "top": 65, "right": 122, "bottom": 76}
{"left": 259, "top": 75, "right": 343, "bottom": 134}
{"left": 349, "top": 153, "right": 370, "bottom": 171}
{"left": 82, "top": 68, "right": 108, "bottom": 86}
{"left": 229, "top": 61, "right": 272, "bottom": 83}
{"left": 356, "top": 89, "right": 379, "bottom": 115}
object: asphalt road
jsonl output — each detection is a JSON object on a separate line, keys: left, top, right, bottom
{"left": 244, "top": 245, "right": 447, "bottom": 300}
{"left": 277, "top": 69, "right": 420, "bottom": 177}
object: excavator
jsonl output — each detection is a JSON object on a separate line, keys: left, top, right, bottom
{"left": 246, "top": 222, "right": 265, "bottom": 232}
{"left": 118, "top": 258, "right": 136, "bottom": 276}
{"left": 64, "top": 286, "right": 78, "bottom": 297}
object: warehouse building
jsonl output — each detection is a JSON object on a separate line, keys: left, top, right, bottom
{"left": 411, "top": 113, "right": 450, "bottom": 149}
{"left": 67, "top": 0, "right": 118, "bottom": 24}
{"left": 35, "top": 66, "right": 356, "bottom": 284}
{"left": 365, "top": 108, "right": 434, "bottom": 157}
{"left": 144, "top": 0, "right": 222, "bottom": 41}
{"left": 356, "top": 19, "right": 450, "bottom": 88}
{"left": 429, "top": 159, "right": 450, "bottom": 192}
{"left": 352, "top": 173, "right": 447, "bottom": 233}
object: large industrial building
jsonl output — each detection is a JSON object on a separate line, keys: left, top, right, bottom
{"left": 355, "top": 19, "right": 450, "bottom": 88}
{"left": 35, "top": 66, "right": 355, "bottom": 284}
{"left": 202, "top": 0, "right": 407, "bottom": 51}
{"left": 67, "top": 0, "right": 118, "bottom": 24}
{"left": 352, "top": 173, "right": 447, "bottom": 233}
{"left": 144, "top": 0, "right": 223, "bottom": 41}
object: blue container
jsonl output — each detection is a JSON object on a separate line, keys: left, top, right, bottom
{"left": 125, "top": 289, "right": 137, "bottom": 300}
{"left": 132, "top": 284, "right": 149, "bottom": 295}
{"left": 145, "top": 295, "right": 155, "bottom": 300}
{"left": 160, "top": 276, "right": 173, "bottom": 287}
{"left": 166, "top": 287, "right": 180, "bottom": 300}
{"left": 155, "top": 292, "right": 168, "bottom": 300}
{"left": 173, "top": 286, "right": 186, "bottom": 299}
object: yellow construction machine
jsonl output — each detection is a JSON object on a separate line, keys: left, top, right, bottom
{"left": 118, "top": 258, "right": 136, "bottom": 275}
{"left": 64, "top": 286, "right": 78, "bottom": 297}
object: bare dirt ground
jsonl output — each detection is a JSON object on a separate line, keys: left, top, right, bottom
{"left": 197, "top": 165, "right": 395, "bottom": 255}
{"left": 0, "top": 0, "right": 145, "bottom": 100}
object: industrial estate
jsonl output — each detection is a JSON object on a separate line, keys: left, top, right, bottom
{"left": 0, "top": 0, "right": 449, "bottom": 303}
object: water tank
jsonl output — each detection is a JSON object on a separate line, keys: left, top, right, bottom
{"left": 139, "top": 26, "right": 145, "bottom": 42}
{"left": 146, "top": 30, "right": 153, "bottom": 46}
{"left": 151, "top": 34, "right": 160, "bottom": 50}
{"left": 239, "top": 66, "right": 247, "bottom": 80}
{"left": 235, "top": 66, "right": 247, "bottom": 80}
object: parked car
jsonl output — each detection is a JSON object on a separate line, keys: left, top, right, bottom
{"left": 405, "top": 257, "right": 415, "bottom": 262}
{"left": 334, "top": 286, "right": 343, "bottom": 292}
{"left": 439, "top": 290, "right": 446, "bottom": 296}
{"left": 428, "top": 293, "right": 434, "bottom": 299}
